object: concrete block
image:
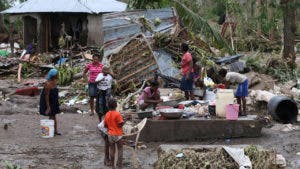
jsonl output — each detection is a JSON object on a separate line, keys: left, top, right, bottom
{"left": 140, "top": 115, "right": 263, "bottom": 142}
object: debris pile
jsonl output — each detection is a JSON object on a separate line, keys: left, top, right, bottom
{"left": 110, "top": 35, "right": 158, "bottom": 94}
{"left": 157, "top": 148, "right": 238, "bottom": 169}
{"left": 157, "top": 145, "right": 278, "bottom": 169}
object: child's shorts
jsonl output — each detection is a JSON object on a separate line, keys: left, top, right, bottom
{"left": 236, "top": 79, "right": 248, "bottom": 97}
{"left": 108, "top": 135, "right": 123, "bottom": 143}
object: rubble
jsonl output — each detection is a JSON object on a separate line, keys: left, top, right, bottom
{"left": 157, "top": 145, "right": 279, "bottom": 169}
{"left": 110, "top": 35, "right": 158, "bottom": 94}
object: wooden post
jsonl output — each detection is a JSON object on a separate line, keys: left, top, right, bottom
{"left": 45, "top": 15, "right": 49, "bottom": 52}
{"left": 0, "top": 14, "right": 5, "bottom": 33}
{"left": 9, "top": 22, "right": 14, "bottom": 57}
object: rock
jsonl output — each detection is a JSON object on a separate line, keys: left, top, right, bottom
{"left": 138, "top": 145, "right": 147, "bottom": 150}
{"left": 275, "top": 154, "right": 286, "bottom": 167}
{"left": 4, "top": 124, "right": 8, "bottom": 130}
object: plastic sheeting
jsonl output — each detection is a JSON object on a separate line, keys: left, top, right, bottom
{"left": 153, "top": 49, "right": 180, "bottom": 78}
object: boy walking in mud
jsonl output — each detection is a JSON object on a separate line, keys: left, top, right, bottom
{"left": 104, "top": 99, "right": 124, "bottom": 169}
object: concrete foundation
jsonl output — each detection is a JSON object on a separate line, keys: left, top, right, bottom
{"left": 140, "top": 115, "right": 263, "bottom": 142}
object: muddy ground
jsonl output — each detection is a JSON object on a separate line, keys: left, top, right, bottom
{"left": 0, "top": 80, "right": 299, "bottom": 169}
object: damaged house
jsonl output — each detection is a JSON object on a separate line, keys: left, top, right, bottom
{"left": 1, "top": 0, "right": 127, "bottom": 52}
{"left": 103, "top": 8, "right": 181, "bottom": 93}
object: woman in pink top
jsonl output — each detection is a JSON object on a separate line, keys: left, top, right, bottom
{"left": 138, "top": 81, "right": 162, "bottom": 110}
{"left": 180, "top": 43, "right": 194, "bottom": 100}
{"left": 83, "top": 54, "right": 104, "bottom": 115}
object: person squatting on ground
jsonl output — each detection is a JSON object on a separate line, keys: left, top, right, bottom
{"left": 137, "top": 80, "right": 163, "bottom": 111}
{"left": 39, "top": 68, "right": 61, "bottom": 136}
{"left": 83, "top": 54, "right": 104, "bottom": 116}
{"left": 104, "top": 99, "right": 124, "bottom": 169}
{"left": 95, "top": 66, "right": 114, "bottom": 122}
{"left": 180, "top": 43, "right": 194, "bottom": 100}
{"left": 219, "top": 68, "right": 248, "bottom": 116}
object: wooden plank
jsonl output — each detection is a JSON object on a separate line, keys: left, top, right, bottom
{"left": 119, "top": 68, "right": 158, "bottom": 90}
{"left": 118, "top": 62, "right": 156, "bottom": 83}
{"left": 120, "top": 57, "right": 154, "bottom": 74}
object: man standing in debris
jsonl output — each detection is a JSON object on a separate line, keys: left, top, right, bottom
{"left": 180, "top": 43, "right": 194, "bottom": 100}
{"left": 83, "top": 54, "right": 104, "bottom": 116}
{"left": 219, "top": 69, "right": 248, "bottom": 116}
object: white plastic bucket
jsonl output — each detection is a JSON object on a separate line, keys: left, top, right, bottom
{"left": 216, "top": 89, "right": 235, "bottom": 118}
{"left": 40, "top": 119, "right": 54, "bottom": 138}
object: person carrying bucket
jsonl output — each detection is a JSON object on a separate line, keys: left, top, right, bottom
{"left": 39, "top": 68, "right": 61, "bottom": 136}
{"left": 219, "top": 68, "right": 248, "bottom": 116}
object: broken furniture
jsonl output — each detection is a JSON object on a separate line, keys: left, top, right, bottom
{"left": 123, "top": 118, "right": 148, "bottom": 169}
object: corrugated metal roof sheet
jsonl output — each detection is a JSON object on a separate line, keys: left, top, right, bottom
{"left": 1, "top": 0, "right": 127, "bottom": 14}
{"left": 103, "top": 8, "right": 178, "bottom": 57}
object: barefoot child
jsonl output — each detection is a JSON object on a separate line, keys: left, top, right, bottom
{"left": 104, "top": 99, "right": 124, "bottom": 169}
{"left": 219, "top": 69, "right": 248, "bottom": 116}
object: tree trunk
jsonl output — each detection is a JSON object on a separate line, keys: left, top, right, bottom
{"left": 255, "top": 0, "right": 262, "bottom": 36}
{"left": 282, "top": 0, "right": 296, "bottom": 67}
{"left": 267, "top": 0, "right": 275, "bottom": 41}
{"left": 0, "top": 14, "right": 5, "bottom": 33}
{"left": 9, "top": 22, "right": 14, "bottom": 57}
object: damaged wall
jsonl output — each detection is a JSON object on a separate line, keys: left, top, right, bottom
{"left": 110, "top": 35, "right": 158, "bottom": 93}
{"left": 23, "top": 15, "right": 37, "bottom": 48}
{"left": 87, "top": 14, "right": 103, "bottom": 47}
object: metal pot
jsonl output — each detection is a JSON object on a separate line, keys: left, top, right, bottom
{"left": 159, "top": 108, "right": 184, "bottom": 119}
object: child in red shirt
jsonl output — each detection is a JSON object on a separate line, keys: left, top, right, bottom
{"left": 104, "top": 99, "right": 124, "bottom": 169}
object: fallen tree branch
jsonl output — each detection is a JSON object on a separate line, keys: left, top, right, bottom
{"left": 119, "top": 80, "right": 148, "bottom": 111}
